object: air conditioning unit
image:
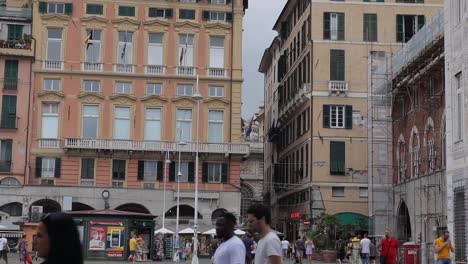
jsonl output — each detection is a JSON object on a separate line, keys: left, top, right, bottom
{"left": 144, "top": 183, "right": 155, "bottom": 189}
{"left": 41, "top": 179, "right": 54, "bottom": 186}
{"left": 31, "top": 206, "right": 43, "bottom": 222}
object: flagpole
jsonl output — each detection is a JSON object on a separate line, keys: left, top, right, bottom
{"left": 192, "top": 75, "right": 202, "bottom": 264}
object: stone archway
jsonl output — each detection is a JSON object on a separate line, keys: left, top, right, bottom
{"left": 72, "top": 202, "right": 95, "bottom": 211}
{"left": 0, "top": 202, "right": 23, "bottom": 216}
{"left": 241, "top": 184, "right": 255, "bottom": 223}
{"left": 115, "top": 203, "right": 151, "bottom": 214}
{"left": 397, "top": 201, "right": 412, "bottom": 242}
{"left": 165, "top": 205, "right": 202, "bottom": 219}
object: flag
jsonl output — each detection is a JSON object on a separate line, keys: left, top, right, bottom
{"left": 245, "top": 115, "right": 254, "bottom": 137}
{"left": 179, "top": 34, "right": 188, "bottom": 65}
{"left": 120, "top": 31, "right": 127, "bottom": 61}
{"left": 85, "top": 30, "right": 93, "bottom": 50}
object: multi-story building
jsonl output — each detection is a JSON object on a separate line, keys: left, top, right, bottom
{"left": 261, "top": 0, "right": 442, "bottom": 239}
{"left": 0, "top": 0, "right": 248, "bottom": 253}
{"left": 445, "top": 0, "right": 468, "bottom": 262}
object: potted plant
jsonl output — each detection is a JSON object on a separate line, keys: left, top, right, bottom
{"left": 304, "top": 213, "right": 340, "bottom": 262}
{"left": 23, "top": 34, "right": 32, "bottom": 49}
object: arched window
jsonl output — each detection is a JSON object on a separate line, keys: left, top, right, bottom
{"left": 241, "top": 184, "right": 254, "bottom": 222}
{"left": 115, "top": 203, "right": 151, "bottom": 214}
{"left": 165, "top": 205, "right": 202, "bottom": 219}
{"left": 0, "top": 202, "right": 22, "bottom": 216}
{"left": 0, "top": 177, "right": 20, "bottom": 186}
{"left": 397, "top": 134, "right": 406, "bottom": 182}
{"left": 410, "top": 127, "right": 420, "bottom": 178}
{"left": 424, "top": 118, "right": 435, "bottom": 174}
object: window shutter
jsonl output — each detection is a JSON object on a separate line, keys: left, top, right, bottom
{"left": 330, "top": 50, "right": 344, "bottom": 81}
{"left": 323, "top": 105, "right": 330, "bottom": 128}
{"left": 203, "top": 11, "right": 210, "bottom": 21}
{"left": 323, "top": 12, "right": 330, "bottom": 40}
{"left": 4, "top": 60, "right": 18, "bottom": 90}
{"left": 39, "top": 2, "right": 47, "bottom": 13}
{"left": 4, "top": 140, "right": 12, "bottom": 162}
{"left": 188, "top": 162, "right": 195, "bottom": 183}
{"left": 64, "top": 3, "right": 73, "bottom": 15}
{"left": 165, "top": 9, "right": 173, "bottom": 18}
{"left": 226, "top": 0, "right": 232, "bottom": 4}
{"left": 281, "top": 22, "right": 288, "bottom": 40}
{"left": 370, "top": 14, "right": 378, "bottom": 41}
{"left": 157, "top": 161, "right": 164, "bottom": 181}
{"left": 1, "top": 95, "right": 16, "bottom": 128}
{"left": 330, "top": 141, "right": 345, "bottom": 175}
{"left": 149, "top": 8, "right": 157, "bottom": 17}
{"left": 337, "top": 50, "right": 345, "bottom": 81}
{"left": 396, "top": 15, "right": 403, "bottom": 42}
{"left": 226, "top": 12, "right": 233, "bottom": 22}
{"left": 337, "top": 13, "right": 345, "bottom": 40}
{"left": 202, "top": 163, "right": 208, "bottom": 183}
{"left": 129, "top": 7, "right": 135, "bottom": 17}
{"left": 169, "top": 162, "right": 175, "bottom": 182}
{"left": 221, "top": 163, "right": 228, "bottom": 183}
{"left": 119, "top": 6, "right": 126, "bottom": 16}
{"left": 417, "top": 15, "right": 425, "bottom": 30}
{"left": 137, "top": 160, "right": 144, "bottom": 181}
{"left": 345, "top": 105, "right": 353, "bottom": 129}
{"left": 54, "top": 158, "right": 61, "bottom": 178}
{"left": 35, "top": 157, "right": 42, "bottom": 178}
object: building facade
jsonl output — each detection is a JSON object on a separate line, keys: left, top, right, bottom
{"left": 261, "top": 0, "right": 442, "bottom": 240}
{"left": 445, "top": 0, "right": 468, "bottom": 262}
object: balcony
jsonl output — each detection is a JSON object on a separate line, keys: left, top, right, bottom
{"left": 3, "top": 78, "right": 17, "bottom": 90}
{"left": 64, "top": 138, "right": 250, "bottom": 155}
{"left": 114, "top": 64, "right": 134, "bottom": 73}
{"left": 0, "top": 39, "right": 33, "bottom": 57}
{"left": 279, "top": 83, "right": 311, "bottom": 120}
{"left": 208, "top": 68, "right": 226, "bottom": 77}
{"left": 82, "top": 62, "right": 103, "bottom": 72}
{"left": 328, "top": 80, "right": 348, "bottom": 94}
{"left": 43, "top": 60, "right": 63, "bottom": 70}
{"left": 38, "top": 138, "right": 61, "bottom": 149}
{"left": 249, "top": 142, "right": 263, "bottom": 154}
{"left": 177, "top": 66, "right": 195, "bottom": 76}
{"left": 145, "top": 65, "right": 165, "bottom": 75}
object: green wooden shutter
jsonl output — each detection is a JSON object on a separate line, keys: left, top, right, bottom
{"left": 370, "top": 14, "right": 378, "bottom": 41}
{"left": 87, "top": 4, "right": 103, "bottom": 15}
{"left": 1, "top": 95, "right": 16, "bottom": 128}
{"left": 226, "top": 12, "right": 233, "bottom": 22}
{"left": 188, "top": 162, "right": 195, "bottom": 183}
{"left": 221, "top": 163, "right": 228, "bottom": 183}
{"left": 137, "top": 160, "right": 144, "bottom": 181}
{"left": 330, "top": 141, "right": 345, "bottom": 175}
{"left": 364, "top": 14, "right": 377, "bottom": 41}
{"left": 337, "top": 13, "right": 345, "bottom": 40}
{"left": 323, "top": 105, "right": 330, "bottom": 128}
{"left": 165, "top": 9, "right": 173, "bottom": 18}
{"left": 417, "top": 15, "right": 425, "bottom": 30}
{"left": 396, "top": 15, "right": 404, "bottom": 42}
{"left": 169, "top": 162, "right": 175, "bottom": 182}
{"left": 157, "top": 161, "right": 164, "bottom": 181}
{"left": 54, "top": 158, "right": 61, "bottom": 178}
{"left": 345, "top": 105, "right": 353, "bottom": 129}
{"left": 202, "top": 162, "right": 208, "bottom": 183}
{"left": 323, "top": 12, "right": 330, "bottom": 40}
{"left": 3, "top": 140, "right": 12, "bottom": 161}
{"left": 35, "top": 157, "right": 42, "bottom": 177}
{"left": 7, "top": 25, "right": 23, "bottom": 41}
{"left": 118, "top": 6, "right": 127, "bottom": 16}
{"left": 39, "top": 2, "right": 47, "bottom": 13}
{"left": 128, "top": 7, "right": 135, "bottom": 17}
{"left": 203, "top": 11, "right": 210, "bottom": 20}
{"left": 64, "top": 3, "right": 73, "bottom": 15}
{"left": 4, "top": 60, "right": 18, "bottom": 90}
{"left": 330, "top": 50, "right": 345, "bottom": 81}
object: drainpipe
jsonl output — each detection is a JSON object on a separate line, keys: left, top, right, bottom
{"left": 229, "top": 0, "right": 234, "bottom": 189}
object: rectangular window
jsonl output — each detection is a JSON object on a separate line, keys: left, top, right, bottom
{"left": 83, "top": 80, "right": 100, "bottom": 92}
{"left": 323, "top": 105, "right": 352, "bottom": 129}
{"left": 115, "top": 82, "right": 132, "bottom": 94}
{"left": 209, "top": 12, "right": 226, "bottom": 21}
{"left": 145, "top": 108, "right": 161, "bottom": 141}
{"left": 455, "top": 73, "right": 463, "bottom": 141}
{"left": 48, "top": 3, "right": 65, "bottom": 14}
{"left": 4, "top": 60, "right": 18, "bottom": 90}
{"left": 330, "top": 49, "right": 345, "bottom": 81}
{"left": 207, "top": 163, "right": 222, "bottom": 183}
{"left": 118, "top": 31, "right": 133, "bottom": 64}
{"left": 112, "top": 160, "right": 126, "bottom": 180}
{"left": 179, "top": 9, "right": 195, "bottom": 20}
{"left": 208, "top": 110, "right": 224, "bottom": 143}
{"left": 149, "top": 8, "right": 173, "bottom": 18}
{"left": 174, "top": 161, "right": 189, "bottom": 182}
{"left": 0, "top": 139, "right": 12, "bottom": 172}
{"left": 81, "top": 158, "right": 95, "bottom": 180}
{"left": 82, "top": 105, "right": 99, "bottom": 139}
{"left": 176, "top": 84, "right": 193, "bottom": 96}
{"left": 146, "top": 83, "right": 162, "bottom": 95}
{"left": 1, "top": 95, "right": 16, "bottom": 129}
{"left": 7, "top": 24, "right": 23, "bottom": 41}
{"left": 44, "top": 79, "right": 61, "bottom": 91}
{"left": 332, "top": 186, "right": 345, "bottom": 197}
{"left": 143, "top": 161, "right": 158, "bottom": 181}
{"left": 330, "top": 141, "right": 345, "bottom": 175}
{"left": 396, "top": 15, "right": 425, "bottom": 42}
{"left": 176, "top": 109, "right": 192, "bottom": 141}
{"left": 363, "top": 14, "right": 378, "bottom": 41}
{"left": 323, "top": 12, "right": 344, "bottom": 40}
{"left": 209, "top": 86, "right": 224, "bottom": 97}
{"left": 118, "top": 6, "right": 135, "bottom": 16}
{"left": 86, "top": 4, "right": 103, "bottom": 15}
{"left": 113, "top": 107, "right": 130, "bottom": 140}
{"left": 39, "top": 2, "right": 72, "bottom": 14}
{"left": 359, "top": 187, "right": 369, "bottom": 197}
{"left": 85, "top": 29, "right": 102, "bottom": 63}
{"left": 148, "top": 33, "right": 163, "bottom": 65}
{"left": 41, "top": 157, "right": 56, "bottom": 178}
{"left": 178, "top": 34, "right": 194, "bottom": 66}
{"left": 47, "top": 28, "right": 63, "bottom": 62}
{"left": 41, "top": 103, "right": 58, "bottom": 138}
{"left": 209, "top": 36, "right": 225, "bottom": 68}
{"left": 330, "top": 105, "right": 345, "bottom": 128}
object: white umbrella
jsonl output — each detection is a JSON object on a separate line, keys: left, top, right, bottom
{"left": 179, "top": 228, "right": 198, "bottom": 234}
{"left": 154, "top": 227, "right": 174, "bottom": 235}
{"left": 202, "top": 229, "right": 216, "bottom": 235}
{"left": 234, "top": 229, "right": 245, "bottom": 235}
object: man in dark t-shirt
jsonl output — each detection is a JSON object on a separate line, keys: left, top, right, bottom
{"left": 296, "top": 236, "right": 305, "bottom": 264}
{"left": 242, "top": 232, "right": 254, "bottom": 264}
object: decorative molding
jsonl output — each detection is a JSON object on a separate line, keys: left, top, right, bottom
{"left": 204, "top": 22, "right": 231, "bottom": 34}
{"left": 40, "top": 14, "right": 70, "bottom": 26}
{"left": 204, "top": 98, "right": 229, "bottom": 108}
{"left": 80, "top": 16, "right": 109, "bottom": 28}
{"left": 172, "top": 96, "right": 196, "bottom": 107}
{"left": 37, "top": 91, "right": 65, "bottom": 101}
{"left": 174, "top": 21, "right": 201, "bottom": 32}
{"left": 111, "top": 18, "right": 140, "bottom": 31}
{"left": 109, "top": 94, "right": 137, "bottom": 104}
{"left": 141, "top": 95, "right": 168, "bottom": 106}
{"left": 77, "top": 92, "right": 105, "bottom": 102}
{"left": 143, "top": 19, "right": 171, "bottom": 31}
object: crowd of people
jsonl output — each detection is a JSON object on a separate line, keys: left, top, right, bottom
{"left": 128, "top": 234, "right": 150, "bottom": 262}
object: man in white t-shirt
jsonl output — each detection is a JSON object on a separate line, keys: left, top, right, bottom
{"left": 0, "top": 235, "right": 8, "bottom": 264}
{"left": 281, "top": 238, "right": 290, "bottom": 260}
{"left": 213, "top": 212, "right": 246, "bottom": 264}
{"left": 360, "top": 234, "right": 371, "bottom": 264}
{"left": 247, "top": 204, "right": 282, "bottom": 264}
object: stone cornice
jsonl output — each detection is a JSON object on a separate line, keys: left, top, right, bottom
{"left": 37, "top": 91, "right": 65, "bottom": 99}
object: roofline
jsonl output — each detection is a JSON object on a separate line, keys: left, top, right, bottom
{"left": 273, "top": 0, "right": 295, "bottom": 31}
{"left": 258, "top": 36, "right": 281, "bottom": 73}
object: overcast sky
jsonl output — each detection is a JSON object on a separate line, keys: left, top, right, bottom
{"left": 241, "top": 0, "right": 287, "bottom": 120}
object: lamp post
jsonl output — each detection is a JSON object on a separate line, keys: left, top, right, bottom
{"left": 192, "top": 75, "right": 202, "bottom": 264}
{"left": 174, "top": 134, "right": 186, "bottom": 262}
{"left": 162, "top": 151, "right": 170, "bottom": 228}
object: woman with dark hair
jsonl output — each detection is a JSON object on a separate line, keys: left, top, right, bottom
{"left": 34, "top": 213, "right": 83, "bottom": 264}
{"left": 16, "top": 234, "right": 28, "bottom": 264}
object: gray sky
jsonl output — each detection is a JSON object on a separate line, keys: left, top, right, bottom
{"left": 242, "top": 0, "right": 287, "bottom": 119}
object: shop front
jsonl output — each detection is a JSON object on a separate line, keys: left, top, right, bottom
{"left": 67, "top": 209, "right": 155, "bottom": 261}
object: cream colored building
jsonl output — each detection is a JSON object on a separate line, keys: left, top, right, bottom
{"left": 261, "top": 0, "right": 442, "bottom": 239}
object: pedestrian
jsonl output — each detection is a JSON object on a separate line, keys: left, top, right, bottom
{"left": 290, "top": 242, "right": 295, "bottom": 260}
{"left": 369, "top": 238, "right": 377, "bottom": 264}
{"left": 281, "top": 238, "right": 290, "bottom": 260}
{"left": 336, "top": 237, "right": 346, "bottom": 264}
{"left": 210, "top": 239, "right": 219, "bottom": 264}
{"left": 352, "top": 234, "right": 361, "bottom": 264}
{"left": 213, "top": 212, "right": 245, "bottom": 264}
{"left": 305, "top": 237, "right": 314, "bottom": 264}
{"left": 184, "top": 239, "right": 192, "bottom": 261}
{"left": 242, "top": 232, "right": 254, "bottom": 264}
{"left": 246, "top": 204, "right": 282, "bottom": 264}
{"left": 34, "top": 213, "right": 83, "bottom": 264}
{"left": 377, "top": 229, "right": 398, "bottom": 264}
{"left": 16, "top": 234, "right": 28, "bottom": 264}
{"left": 360, "top": 234, "right": 371, "bottom": 264}
{"left": 128, "top": 234, "right": 137, "bottom": 262}
{"left": 346, "top": 238, "right": 353, "bottom": 261}
{"left": 434, "top": 231, "right": 454, "bottom": 264}
{"left": 295, "top": 236, "right": 305, "bottom": 264}
{"left": 0, "top": 235, "right": 8, "bottom": 264}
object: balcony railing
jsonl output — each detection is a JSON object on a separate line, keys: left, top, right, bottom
{"left": 3, "top": 78, "right": 17, "bottom": 90}
{"left": 177, "top": 66, "right": 195, "bottom": 76}
{"left": 145, "top": 65, "right": 166, "bottom": 75}
{"left": 82, "top": 62, "right": 103, "bottom": 72}
{"left": 39, "top": 138, "right": 61, "bottom": 149}
{"left": 208, "top": 68, "right": 226, "bottom": 77}
{"left": 279, "top": 83, "right": 311, "bottom": 119}
{"left": 64, "top": 138, "right": 250, "bottom": 155}
{"left": 114, "top": 64, "right": 134, "bottom": 73}
{"left": 328, "top": 80, "right": 349, "bottom": 93}
{"left": 43, "top": 60, "right": 63, "bottom": 70}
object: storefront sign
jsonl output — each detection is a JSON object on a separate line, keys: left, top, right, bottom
{"left": 89, "top": 226, "right": 106, "bottom": 251}
{"left": 90, "top": 221, "right": 123, "bottom": 226}
{"left": 303, "top": 221, "right": 311, "bottom": 226}
{"left": 290, "top": 212, "right": 301, "bottom": 219}
{"left": 107, "top": 251, "right": 123, "bottom": 257}
{"left": 107, "top": 226, "right": 125, "bottom": 251}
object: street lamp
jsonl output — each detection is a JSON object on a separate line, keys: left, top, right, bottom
{"left": 192, "top": 75, "right": 202, "bottom": 264}
{"left": 174, "top": 132, "right": 186, "bottom": 262}
{"left": 162, "top": 151, "right": 170, "bottom": 228}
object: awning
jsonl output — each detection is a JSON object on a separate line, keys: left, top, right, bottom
{"left": 335, "top": 212, "right": 370, "bottom": 230}
{"left": 0, "top": 231, "right": 24, "bottom": 238}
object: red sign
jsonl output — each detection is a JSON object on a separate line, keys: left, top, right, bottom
{"left": 291, "top": 212, "right": 301, "bottom": 219}
{"left": 303, "top": 221, "right": 311, "bottom": 226}
{"left": 107, "top": 251, "right": 123, "bottom": 257}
